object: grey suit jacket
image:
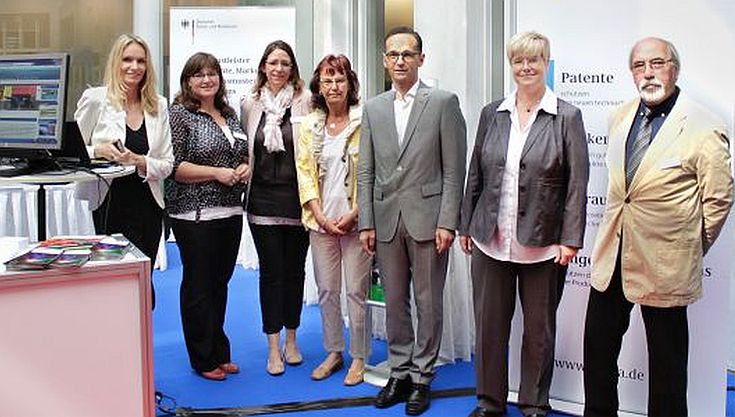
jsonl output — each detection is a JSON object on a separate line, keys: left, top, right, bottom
{"left": 459, "top": 98, "right": 589, "bottom": 248}
{"left": 357, "top": 83, "right": 467, "bottom": 242}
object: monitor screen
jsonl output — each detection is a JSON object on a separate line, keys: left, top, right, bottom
{"left": 0, "top": 53, "right": 69, "bottom": 152}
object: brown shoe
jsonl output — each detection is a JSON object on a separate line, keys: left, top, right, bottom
{"left": 199, "top": 368, "right": 227, "bottom": 381}
{"left": 343, "top": 363, "right": 365, "bottom": 386}
{"left": 219, "top": 362, "right": 240, "bottom": 374}
{"left": 311, "top": 355, "right": 344, "bottom": 380}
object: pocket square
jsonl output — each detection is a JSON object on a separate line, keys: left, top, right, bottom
{"left": 659, "top": 158, "right": 682, "bottom": 169}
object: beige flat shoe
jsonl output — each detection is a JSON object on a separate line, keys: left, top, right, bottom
{"left": 283, "top": 346, "right": 303, "bottom": 366}
{"left": 343, "top": 364, "right": 365, "bottom": 386}
{"left": 311, "top": 356, "right": 344, "bottom": 380}
{"left": 266, "top": 353, "right": 285, "bottom": 376}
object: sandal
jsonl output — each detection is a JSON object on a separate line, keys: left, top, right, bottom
{"left": 311, "top": 355, "right": 344, "bottom": 381}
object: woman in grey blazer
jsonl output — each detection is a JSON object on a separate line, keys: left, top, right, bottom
{"left": 459, "top": 31, "right": 589, "bottom": 417}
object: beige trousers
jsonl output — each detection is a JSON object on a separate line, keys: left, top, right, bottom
{"left": 309, "top": 230, "right": 371, "bottom": 358}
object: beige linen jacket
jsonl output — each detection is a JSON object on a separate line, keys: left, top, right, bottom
{"left": 590, "top": 93, "right": 733, "bottom": 307}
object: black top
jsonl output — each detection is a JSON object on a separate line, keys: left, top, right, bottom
{"left": 126, "top": 121, "right": 150, "bottom": 155}
{"left": 246, "top": 108, "right": 302, "bottom": 219}
{"left": 96, "top": 121, "right": 158, "bottom": 219}
{"left": 166, "top": 103, "right": 249, "bottom": 217}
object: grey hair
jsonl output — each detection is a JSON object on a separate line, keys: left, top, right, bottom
{"left": 629, "top": 37, "right": 680, "bottom": 70}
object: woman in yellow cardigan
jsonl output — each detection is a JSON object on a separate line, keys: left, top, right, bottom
{"left": 296, "top": 55, "right": 370, "bottom": 386}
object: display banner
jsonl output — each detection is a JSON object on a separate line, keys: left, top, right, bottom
{"left": 169, "top": 7, "right": 296, "bottom": 117}
{"left": 510, "top": 1, "right": 735, "bottom": 415}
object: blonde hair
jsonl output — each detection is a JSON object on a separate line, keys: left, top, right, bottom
{"left": 103, "top": 33, "right": 159, "bottom": 116}
{"left": 506, "top": 31, "right": 550, "bottom": 64}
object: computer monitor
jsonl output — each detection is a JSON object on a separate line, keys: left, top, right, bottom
{"left": 0, "top": 53, "right": 70, "bottom": 165}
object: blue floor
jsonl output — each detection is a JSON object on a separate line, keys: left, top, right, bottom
{"left": 152, "top": 242, "right": 735, "bottom": 416}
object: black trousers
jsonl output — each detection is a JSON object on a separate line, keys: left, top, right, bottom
{"left": 93, "top": 177, "right": 162, "bottom": 309}
{"left": 249, "top": 223, "right": 309, "bottom": 334}
{"left": 471, "top": 250, "right": 567, "bottom": 416}
{"left": 171, "top": 215, "right": 242, "bottom": 373}
{"left": 583, "top": 251, "right": 688, "bottom": 417}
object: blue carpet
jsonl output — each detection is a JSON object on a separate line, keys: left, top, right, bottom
{"left": 153, "top": 242, "right": 734, "bottom": 416}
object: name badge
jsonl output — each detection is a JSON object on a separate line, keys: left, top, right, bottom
{"left": 659, "top": 157, "right": 682, "bottom": 169}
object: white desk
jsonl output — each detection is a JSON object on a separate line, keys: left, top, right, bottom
{"left": 0, "top": 246, "right": 154, "bottom": 417}
{"left": 0, "top": 166, "right": 134, "bottom": 241}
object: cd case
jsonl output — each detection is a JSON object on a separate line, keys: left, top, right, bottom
{"left": 4, "top": 236, "right": 131, "bottom": 270}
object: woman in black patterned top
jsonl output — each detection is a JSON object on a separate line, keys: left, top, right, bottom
{"left": 167, "top": 52, "right": 249, "bottom": 381}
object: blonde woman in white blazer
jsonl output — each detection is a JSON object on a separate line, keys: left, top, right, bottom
{"left": 240, "top": 40, "right": 311, "bottom": 376}
{"left": 75, "top": 34, "right": 173, "bottom": 308}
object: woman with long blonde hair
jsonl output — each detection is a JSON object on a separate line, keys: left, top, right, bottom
{"left": 75, "top": 33, "right": 173, "bottom": 308}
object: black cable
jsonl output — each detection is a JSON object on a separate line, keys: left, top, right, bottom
{"left": 156, "top": 390, "right": 178, "bottom": 416}
{"left": 164, "top": 387, "right": 477, "bottom": 416}
{"left": 56, "top": 161, "right": 119, "bottom": 235}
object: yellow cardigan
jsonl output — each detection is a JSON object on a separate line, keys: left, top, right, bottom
{"left": 296, "top": 105, "right": 362, "bottom": 231}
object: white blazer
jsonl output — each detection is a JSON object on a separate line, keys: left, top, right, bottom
{"left": 74, "top": 86, "right": 173, "bottom": 209}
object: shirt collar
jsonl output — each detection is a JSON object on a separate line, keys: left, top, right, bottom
{"left": 638, "top": 86, "right": 680, "bottom": 119}
{"left": 393, "top": 79, "right": 421, "bottom": 101}
{"left": 497, "top": 86, "right": 558, "bottom": 115}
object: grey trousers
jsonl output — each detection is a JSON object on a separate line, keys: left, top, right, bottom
{"left": 310, "top": 231, "right": 371, "bottom": 359}
{"left": 471, "top": 249, "right": 566, "bottom": 416}
{"left": 376, "top": 218, "right": 449, "bottom": 385}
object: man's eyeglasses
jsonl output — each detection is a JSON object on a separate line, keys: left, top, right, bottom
{"left": 192, "top": 72, "right": 218, "bottom": 80}
{"left": 631, "top": 58, "right": 673, "bottom": 73}
{"left": 384, "top": 50, "right": 421, "bottom": 63}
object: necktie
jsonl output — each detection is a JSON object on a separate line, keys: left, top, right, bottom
{"left": 626, "top": 108, "right": 653, "bottom": 189}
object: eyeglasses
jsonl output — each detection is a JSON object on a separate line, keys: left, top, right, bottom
{"left": 511, "top": 56, "right": 544, "bottom": 67}
{"left": 631, "top": 58, "right": 673, "bottom": 73}
{"left": 266, "top": 60, "right": 293, "bottom": 69}
{"left": 384, "top": 50, "right": 421, "bottom": 63}
{"left": 192, "top": 72, "right": 218, "bottom": 80}
{"left": 320, "top": 78, "right": 347, "bottom": 87}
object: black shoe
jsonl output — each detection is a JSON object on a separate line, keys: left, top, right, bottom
{"left": 405, "top": 383, "right": 431, "bottom": 415}
{"left": 469, "top": 406, "right": 506, "bottom": 417}
{"left": 374, "top": 377, "right": 412, "bottom": 408}
{"left": 525, "top": 414, "right": 546, "bottom": 417}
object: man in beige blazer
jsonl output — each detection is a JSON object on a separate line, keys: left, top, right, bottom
{"left": 583, "top": 37, "right": 733, "bottom": 417}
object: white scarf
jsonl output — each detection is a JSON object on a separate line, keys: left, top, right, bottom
{"left": 260, "top": 84, "right": 294, "bottom": 153}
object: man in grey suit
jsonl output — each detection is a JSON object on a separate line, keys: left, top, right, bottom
{"left": 357, "top": 26, "right": 467, "bottom": 416}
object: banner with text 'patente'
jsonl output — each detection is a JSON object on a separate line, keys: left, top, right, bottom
{"left": 512, "top": 1, "right": 735, "bottom": 415}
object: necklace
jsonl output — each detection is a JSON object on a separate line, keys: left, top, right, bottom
{"left": 517, "top": 97, "right": 542, "bottom": 113}
{"left": 327, "top": 115, "right": 348, "bottom": 130}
